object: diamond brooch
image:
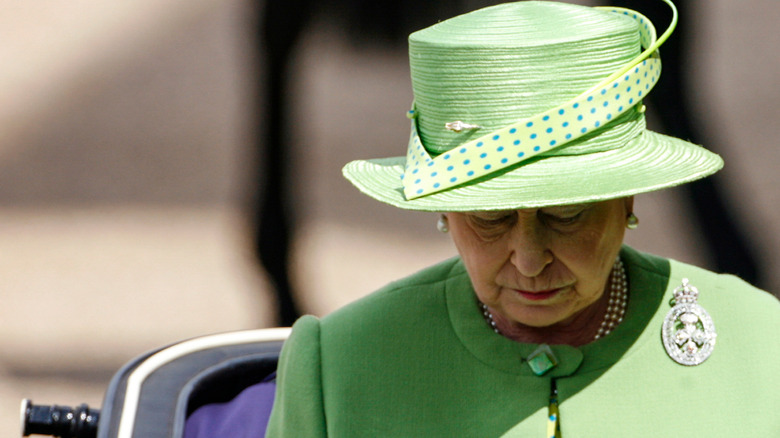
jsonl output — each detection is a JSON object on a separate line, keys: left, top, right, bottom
{"left": 661, "top": 278, "right": 717, "bottom": 366}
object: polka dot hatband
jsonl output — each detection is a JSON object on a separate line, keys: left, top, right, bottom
{"left": 402, "top": 54, "right": 660, "bottom": 200}
{"left": 342, "top": 0, "right": 723, "bottom": 211}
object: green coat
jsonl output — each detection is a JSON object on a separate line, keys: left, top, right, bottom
{"left": 266, "top": 246, "right": 780, "bottom": 436}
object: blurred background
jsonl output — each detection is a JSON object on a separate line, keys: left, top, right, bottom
{"left": 1, "top": 0, "right": 777, "bottom": 435}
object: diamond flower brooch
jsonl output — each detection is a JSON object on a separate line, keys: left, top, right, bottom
{"left": 662, "top": 278, "right": 717, "bottom": 366}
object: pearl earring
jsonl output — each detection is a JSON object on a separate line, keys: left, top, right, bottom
{"left": 626, "top": 212, "right": 639, "bottom": 230}
{"left": 437, "top": 214, "right": 449, "bottom": 233}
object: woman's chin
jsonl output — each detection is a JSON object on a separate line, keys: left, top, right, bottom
{"left": 501, "top": 305, "right": 571, "bottom": 329}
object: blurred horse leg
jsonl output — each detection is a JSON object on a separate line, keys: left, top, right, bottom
{"left": 251, "top": 0, "right": 315, "bottom": 326}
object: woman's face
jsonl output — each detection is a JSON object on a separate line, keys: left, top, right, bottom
{"left": 447, "top": 198, "right": 632, "bottom": 329}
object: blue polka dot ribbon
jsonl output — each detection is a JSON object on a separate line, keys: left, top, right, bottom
{"left": 402, "top": 2, "right": 678, "bottom": 201}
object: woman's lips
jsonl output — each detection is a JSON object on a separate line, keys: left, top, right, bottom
{"left": 515, "top": 288, "right": 562, "bottom": 301}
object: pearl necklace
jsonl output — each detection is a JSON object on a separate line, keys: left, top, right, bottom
{"left": 594, "top": 258, "right": 628, "bottom": 339}
{"left": 481, "top": 258, "right": 628, "bottom": 341}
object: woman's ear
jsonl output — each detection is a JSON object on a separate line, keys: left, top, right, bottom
{"left": 623, "top": 196, "right": 635, "bottom": 215}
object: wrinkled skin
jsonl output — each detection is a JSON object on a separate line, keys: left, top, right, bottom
{"left": 447, "top": 197, "right": 633, "bottom": 346}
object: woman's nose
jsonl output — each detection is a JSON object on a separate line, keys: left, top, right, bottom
{"left": 508, "top": 221, "right": 553, "bottom": 277}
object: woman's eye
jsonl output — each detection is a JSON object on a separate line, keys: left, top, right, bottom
{"left": 467, "top": 212, "right": 516, "bottom": 237}
{"left": 472, "top": 213, "right": 514, "bottom": 227}
{"left": 555, "top": 213, "right": 580, "bottom": 223}
{"left": 543, "top": 211, "right": 583, "bottom": 225}
{"left": 474, "top": 217, "right": 503, "bottom": 226}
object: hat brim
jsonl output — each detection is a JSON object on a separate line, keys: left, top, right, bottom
{"left": 343, "top": 130, "right": 723, "bottom": 212}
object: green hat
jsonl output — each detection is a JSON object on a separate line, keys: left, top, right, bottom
{"left": 342, "top": 0, "right": 723, "bottom": 212}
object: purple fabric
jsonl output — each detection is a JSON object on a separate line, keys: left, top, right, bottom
{"left": 183, "top": 374, "right": 276, "bottom": 438}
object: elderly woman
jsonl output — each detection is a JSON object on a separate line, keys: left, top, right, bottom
{"left": 266, "top": 0, "right": 779, "bottom": 436}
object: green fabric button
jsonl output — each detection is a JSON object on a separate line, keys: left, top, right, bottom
{"left": 527, "top": 345, "right": 558, "bottom": 376}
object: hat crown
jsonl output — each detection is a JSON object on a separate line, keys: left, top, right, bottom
{"left": 409, "top": 1, "right": 642, "bottom": 156}
{"left": 341, "top": 0, "right": 723, "bottom": 212}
